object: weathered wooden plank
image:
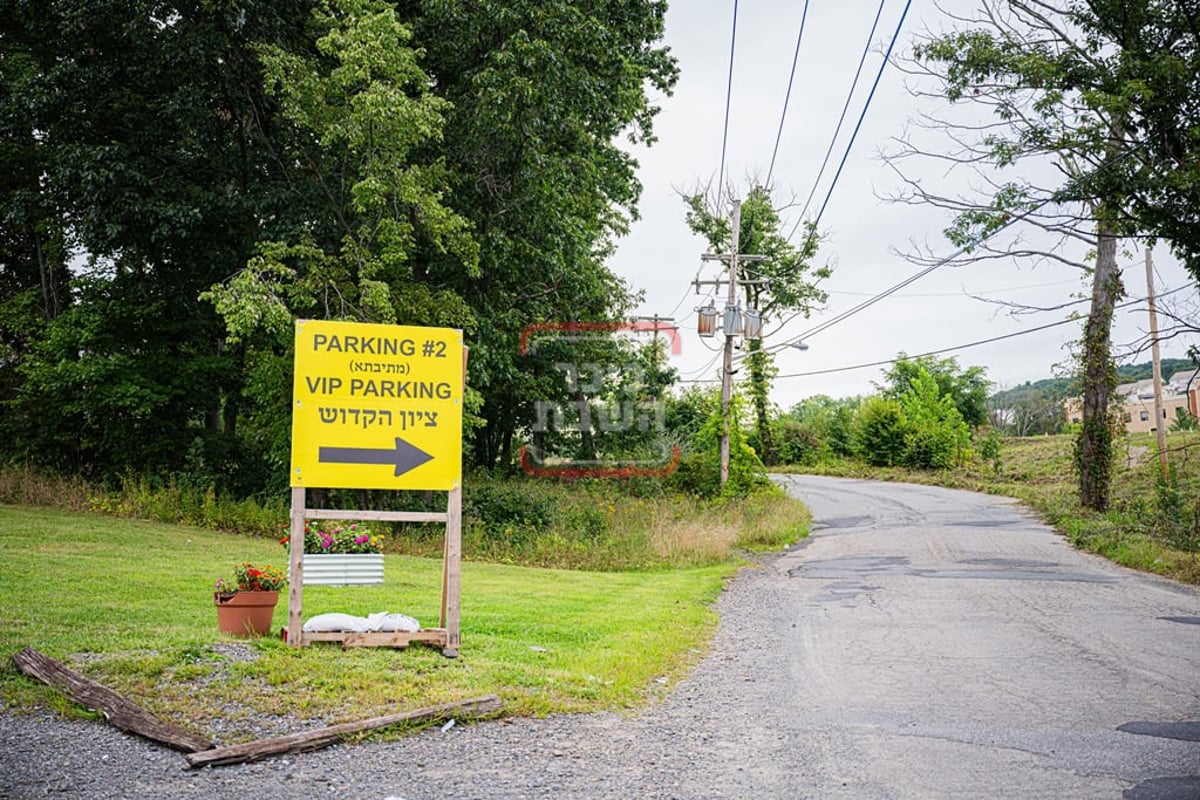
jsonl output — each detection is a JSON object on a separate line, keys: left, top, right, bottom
{"left": 185, "top": 694, "right": 503, "bottom": 768}
{"left": 299, "top": 629, "right": 448, "bottom": 648}
{"left": 288, "top": 487, "right": 307, "bottom": 647}
{"left": 11, "top": 647, "right": 213, "bottom": 753}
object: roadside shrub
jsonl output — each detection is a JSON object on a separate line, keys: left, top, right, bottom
{"left": 775, "top": 419, "right": 821, "bottom": 466}
{"left": 978, "top": 429, "right": 1003, "bottom": 473}
{"left": 668, "top": 452, "right": 722, "bottom": 498}
{"left": 1153, "top": 466, "right": 1200, "bottom": 552}
{"left": 853, "top": 397, "right": 907, "bottom": 467}
{"left": 827, "top": 402, "right": 859, "bottom": 457}
{"left": 465, "top": 480, "right": 556, "bottom": 541}
{"left": 903, "top": 424, "right": 966, "bottom": 470}
{"left": 664, "top": 390, "right": 767, "bottom": 498}
{"left": 786, "top": 395, "right": 861, "bottom": 458}
{"left": 898, "top": 368, "right": 972, "bottom": 469}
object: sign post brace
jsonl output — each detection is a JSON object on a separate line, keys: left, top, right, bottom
{"left": 286, "top": 488, "right": 462, "bottom": 655}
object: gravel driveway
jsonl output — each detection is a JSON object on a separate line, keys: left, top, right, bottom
{"left": 3, "top": 476, "right": 1199, "bottom": 799}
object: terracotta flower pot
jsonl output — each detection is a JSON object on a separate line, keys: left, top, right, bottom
{"left": 214, "top": 591, "right": 280, "bottom": 637}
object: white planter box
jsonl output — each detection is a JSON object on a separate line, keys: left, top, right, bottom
{"left": 294, "top": 554, "right": 384, "bottom": 586}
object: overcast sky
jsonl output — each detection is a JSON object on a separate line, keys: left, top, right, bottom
{"left": 607, "top": 0, "right": 1199, "bottom": 409}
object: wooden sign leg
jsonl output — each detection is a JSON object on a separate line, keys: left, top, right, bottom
{"left": 287, "top": 487, "right": 306, "bottom": 647}
{"left": 442, "top": 484, "right": 462, "bottom": 657}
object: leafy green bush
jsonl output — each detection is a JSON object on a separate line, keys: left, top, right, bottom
{"left": 785, "top": 395, "right": 861, "bottom": 459}
{"left": 667, "top": 392, "right": 768, "bottom": 498}
{"left": 827, "top": 402, "right": 859, "bottom": 457}
{"left": 978, "top": 429, "right": 1003, "bottom": 473}
{"left": 895, "top": 367, "right": 972, "bottom": 470}
{"left": 1153, "top": 466, "right": 1200, "bottom": 552}
{"left": 853, "top": 397, "right": 907, "bottom": 467}
{"left": 464, "top": 480, "right": 557, "bottom": 544}
{"left": 774, "top": 419, "right": 821, "bottom": 466}
{"left": 903, "top": 424, "right": 966, "bottom": 470}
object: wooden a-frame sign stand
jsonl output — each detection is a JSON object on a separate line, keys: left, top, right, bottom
{"left": 286, "top": 321, "right": 466, "bottom": 657}
{"left": 285, "top": 487, "right": 462, "bottom": 656}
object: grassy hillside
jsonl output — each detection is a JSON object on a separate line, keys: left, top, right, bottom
{"left": 990, "top": 358, "right": 1197, "bottom": 407}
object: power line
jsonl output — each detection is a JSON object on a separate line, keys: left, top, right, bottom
{"left": 663, "top": 285, "right": 695, "bottom": 319}
{"left": 794, "top": 0, "right": 887, "bottom": 227}
{"left": 770, "top": 289, "right": 1188, "bottom": 382}
{"left": 681, "top": 348, "right": 723, "bottom": 376}
{"left": 825, "top": 278, "right": 1080, "bottom": 298}
{"left": 763, "top": 144, "right": 1146, "bottom": 358}
{"left": 765, "top": 0, "right": 812, "bottom": 189}
{"left": 807, "top": 0, "right": 911, "bottom": 234}
{"left": 761, "top": 248, "right": 961, "bottom": 358}
{"left": 715, "top": 0, "right": 739, "bottom": 211}
{"left": 684, "top": 283, "right": 1192, "bottom": 386}
{"left": 774, "top": 318, "right": 1078, "bottom": 380}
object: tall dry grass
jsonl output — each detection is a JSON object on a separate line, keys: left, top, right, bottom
{"left": 0, "top": 466, "right": 94, "bottom": 511}
{"left": 0, "top": 465, "right": 812, "bottom": 572}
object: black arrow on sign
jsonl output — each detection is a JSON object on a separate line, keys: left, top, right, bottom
{"left": 319, "top": 437, "right": 434, "bottom": 477}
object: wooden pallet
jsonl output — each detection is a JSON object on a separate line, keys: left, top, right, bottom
{"left": 299, "top": 627, "right": 450, "bottom": 650}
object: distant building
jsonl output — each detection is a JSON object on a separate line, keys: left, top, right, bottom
{"left": 1168, "top": 367, "right": 1200, "bottom": 395}
{"left": 1065, "top": 370, "right": 1200, "bottom": 433}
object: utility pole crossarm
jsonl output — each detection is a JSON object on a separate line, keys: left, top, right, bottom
{"left": 701, "top": 253, "right": 766, "bottom": 264}
{"left": 693, "top": 278, "right": 771, "bottom": 288}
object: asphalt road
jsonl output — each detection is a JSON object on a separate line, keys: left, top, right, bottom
{"left": 772, "top": 474, "right": 1200, "bottom": 799}
{"left": 3, "top": 476, "right": 1199, "bottom": 799}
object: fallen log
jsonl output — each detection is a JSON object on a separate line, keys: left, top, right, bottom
{"left": 11, "top": 647, "right": 213, "bottom": 753}
{"left": 185, "top": 694, "right": 502, "bottom": 768}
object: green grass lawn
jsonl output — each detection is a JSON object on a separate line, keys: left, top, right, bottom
{"left": 0, "top": 505, "right": 734, "bottom": 742}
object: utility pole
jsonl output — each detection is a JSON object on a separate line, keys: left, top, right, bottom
{"left": 694, "top": 200, "right": 767, "bottom": 488}
{"left": 719, "top": 201, "right": 742, "bottom": 487}
{"left": 1145, "top": 247, "right": 1168, "bottom": 477}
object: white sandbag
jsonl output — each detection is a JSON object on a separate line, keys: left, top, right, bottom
{"left": 302, "top": 612, "right": 369, "bottom": 632}
{"left": 365, "top": 612, "right": 420, "bottom": 632}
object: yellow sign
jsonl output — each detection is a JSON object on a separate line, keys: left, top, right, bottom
{"left": 289, "top": 320, "right": 463, "bottom": 490}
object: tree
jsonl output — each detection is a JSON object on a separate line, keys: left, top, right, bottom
{"left": 785, "top": 394, "right": 861, "bottom": 459}
{"left": 0, "top": 0, "right": 679, "bottom": 487}
{"left": 879, "top": 354, "right": 989, "bottom": 428}
{"left": 987, "top": 384, "right": 1067, "bottom": 437}
{"left": 404, "top": 0, "right": 679, "bottom": 469}
{"left": 1059, "top": 2, "right": 1200, "bottom": 282}
{"left": 683, "top": 184, "right": 828, "bottom": 464}
{"left": 890, "top": 1, "right": 1179, "bottom": 509}
{"left": 199, "top": 0, "right": 484, "bottom": 482}
{"left": 0, "top": 0, "right": 316, "bottom": 482}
